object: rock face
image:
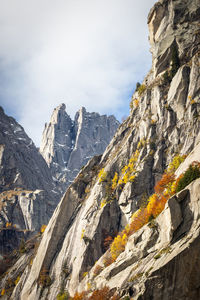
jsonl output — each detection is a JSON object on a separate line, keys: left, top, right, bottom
{"left": 0, "top": 107, "right": 59, "bottom": 254}
{"left": 1, "top": 0, "right": 200, "bottom": 299}
{"left": 40, "top": 104, "right": 120, "bottom": 188}
{"left": 0, "top": 107, "right": 54, "bottom": 193}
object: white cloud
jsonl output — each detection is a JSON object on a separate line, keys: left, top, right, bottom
{"left": 0, "top": 0, "right": 156, "bottom": 145}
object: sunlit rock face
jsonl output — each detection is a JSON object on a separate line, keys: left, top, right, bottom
{"left": 40, "top": 104, "right": 120, "bottom": 189}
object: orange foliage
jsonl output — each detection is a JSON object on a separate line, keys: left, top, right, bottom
{"left": 103, "top": 253, "right": 114, "bottom": 267}
{"left": 93, "top": 264, "right": 103, "bottom": 277}
{"left": 103, "top": 235, "right": 114, "bottom": 251}
{"left": 129, "top": 208, "right": 149, "bottom": 235}
{"left": 108, "top": 155, "right": 189, "bottom": 262}
{"left": 146, "top": 194, "right": 167, "bottom": 217}
{"left": 88, "top": 286, "right": 116, "bottom": 300}
{"left": 72, "top": 291, "right": 87, "bottom": 300}
{"left": 154, "top": 173, "right": 175, "bottom": 195}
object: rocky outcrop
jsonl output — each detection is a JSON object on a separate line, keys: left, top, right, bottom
{"left": 40, "top": 104, "right": 119, "bottom": 188}
{"left": 0, "top": 107, "right": 59, "bottom": 255}
{"left": 1, "top": 0, "right": 200, "bottom": 299}
{"left": 0, "top": 107, "right": 54, "bottom": 193}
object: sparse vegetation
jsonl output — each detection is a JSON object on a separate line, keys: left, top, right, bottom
{"left": 40, "top": 224, "right": 47, "bottom": 234}
{"left": 118, "top": 150, "right": 139, "bottom": 185}
{"left": 163, "top": 44, "right": 180, "bottom": 84}
{"left": 137, "top": 84, "right": 146, "bottom": 96}
{"left": 98, "top": 168, "right": 107, "bottom": 183}
{"left": 108, "top": 155, "right": 189, "bottom": 262}
{"left": 93, "top": 264, "right": 103, "bottom": 277}
{"left": 57, "top": 291, "right": 69, "bottom": 300}
{"left": 170, "top": 44, "right": 180, "bottom": 78}
{"left": 175, "top": 161, "right": 200, "bottom": 193}
{"left": 110, "top": 233, "right": 127, "bottom": 260}
{"left": 38, "top": 268, "right": 51, "bottom": 287}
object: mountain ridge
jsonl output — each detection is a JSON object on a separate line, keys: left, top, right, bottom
{"left": 40, "top": 104, "right": 120, "bottom": 189}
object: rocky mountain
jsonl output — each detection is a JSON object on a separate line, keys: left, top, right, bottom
{"left": 0, "top": 107, "right": 59, "bottom": 254}
{"left": 1, "top": 0, "right": 200, "bottom": 299}
{"left": 40, "top": 104, "right": 120, "bottom": 189}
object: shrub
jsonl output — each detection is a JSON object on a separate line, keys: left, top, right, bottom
{"left": 167, "top": 154, "right": 187, "bottom": 174}
{"left": 57, "top": 291, "right": 69, "bottom": 300}
{"left": 38, "top": 268, "right": 51, "bottom": 287}
{"left": 108, "top": 156, "right": 197, "bottom": 261}
{"left": 103, "top": 253, "right": 114, "bottom": 267}
{"left": 100, "top": 199, "right": 107, "bottom": 208}
{"left": 112, "top": 172, "right": 118, "bottom": 190}
{"left": 110, "top": 233, "right": 127, "bottom": 260}
{"left": 170, "top": 44, "right": 180, "bottom": 78}
{"left": 93, "top": 264, "right": 103, "bottom": 277}
{"left": 137, "top": 84, "right": 146, "bottom": 96}
{"left": 103, "top": 235, "right": 114, "bottom": 251}
{"left": 88, "top": 286, "right": 116, "bottom": 300}
{"left": 72, "top": 291, "right": 87, "bottom": 300}
{"left": 19, "top": 239, "right": 26, "bottom": 254}
{"left": 176, "top": 162, "right": 200, "bottom": 193}
{"left": 133, "top": 98, "right": 139, "bottom": 107}
{"left": 118, "top": 150, "right": 139, "bottom": 185}
{"left": 163, "top": 70, "right": 171, "bottom": 84}
{"left": 154, "top": 173, "right": 175, "bottom": 196}
{"left": 98, "top": 168, "right": 107, "bottom": 183}
{"left": 6, "top": 222, "right": 12, "bottom": 228}
{"left": 14, "top": 276, "right": 20, "bottom": 286}
{"left": 1, "top": 288, "right": 5, "bottom": 296}
{"left": 40, "top": 224, "right": 47, "bottom": 233}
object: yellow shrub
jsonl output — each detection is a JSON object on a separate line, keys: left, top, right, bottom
{"left": 40, "top": 224, "right": 47, "bottom": 233}
{"left": 81, "top": 229, "right": 85, "bottom": 240}
{"left": 133, "top": 98, "right": 139, "bottom": 107}
{"left": 82, "top": 272, "right": 88, "bottom": 278}
{"left": 1, "top": 289, "right": 5, "bottom": 296}
{"left": 111, "top": 172, "right": 118, "bottom": 190}
{"left": 118, "top": 150, "right": 139, "bottom": 185}
{"left": 110, "top": 233, "right": 127, "bottom": 260}
{"left": 14, "top": 276, "right": 20, "bottom": 285}
{"left": 167, "top": 154, "right": 187, "bottom": 173}
{"left": 6, "top": 222, "right": 12, "bottom": 228}
{"left": 98, "top": 168, "right": 107, "bottom": 183}
{"left": 138, "top": 84, "right": 146, "bottom": 96}
{"left": 100, "top": 199, "right": 107, "bottom": 208}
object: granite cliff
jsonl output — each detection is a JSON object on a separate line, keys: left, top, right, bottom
{"left": 40, "top": 104, "right": 119, "bottom": 189}
{"left": 1, "top": 0, "right": 200, "bottom": 299}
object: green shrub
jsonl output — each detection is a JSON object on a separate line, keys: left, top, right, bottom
{"left": 137, "top": 84, "right": 146, "bottom": 96}
{"left": 176, "top": 162, "right": 200, "bottom": 193}
{"left": 163, "top": 70, "right": 171, "bottom": 84}
{"left": 57, "top": 291, "right": 69, "bottom": 300}
{"left": 170, "top": 44, "right": 180, "bottom": 78}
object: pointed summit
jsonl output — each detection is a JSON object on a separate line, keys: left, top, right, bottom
{"left": 40, "top": 104, "right": 119, "bottom": 189}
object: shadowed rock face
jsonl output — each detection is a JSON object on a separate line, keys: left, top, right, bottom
{"left": 0, "top": 107, "right": 54, "bottom": 192}
{"left": 0, "top": 107, "right": 59, "bottom": 254}
{"left": 40, "top": 104, "right": 120, "bottom": 189}
{"left": 1, "top": 0, "right": 200, "bottom": 299}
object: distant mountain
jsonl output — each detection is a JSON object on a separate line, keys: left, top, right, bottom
{"left": 40, "top": 104, "right": 120, "bottom": 188}
{"left": 0, "top": 107, "right": 59, "bottom": 254}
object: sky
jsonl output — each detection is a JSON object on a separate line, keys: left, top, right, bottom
{"left": 0, "top": 0, "right": 157, "bottom": 146}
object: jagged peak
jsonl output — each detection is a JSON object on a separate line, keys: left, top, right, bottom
{"left": 54, "top": 103, "right": 66, "bottom": 111}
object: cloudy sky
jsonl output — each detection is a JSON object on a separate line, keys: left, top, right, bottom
{"left": 0, "top": 0, "right": 156, "bottom": 146}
